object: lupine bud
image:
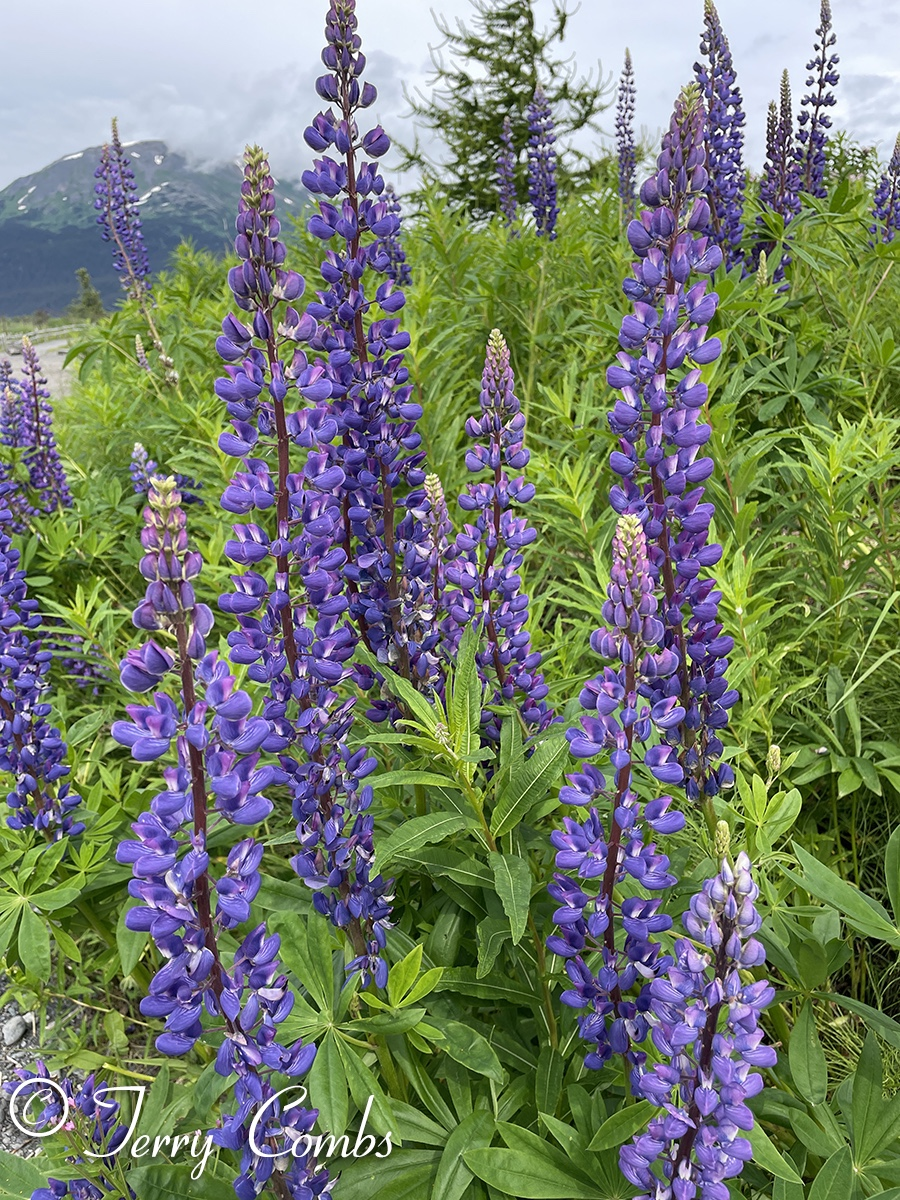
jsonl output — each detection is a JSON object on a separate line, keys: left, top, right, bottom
{"left": 766, "top": 743, "right": 782, "bottom": 776}
{"left": 616, "top": 51, "right": 637, "bottom": 218}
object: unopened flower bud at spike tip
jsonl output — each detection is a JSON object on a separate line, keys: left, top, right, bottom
{"left": 767, "top": 744, "right": 782, "bottom": 775}
{"left": 715, "top": 819, "right": 731, "bottom": 858}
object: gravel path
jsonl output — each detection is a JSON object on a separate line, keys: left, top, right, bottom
{"left": 0, "top": 992, "right": 53, "bottom": 1157}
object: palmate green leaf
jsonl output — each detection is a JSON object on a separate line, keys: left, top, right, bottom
{"left": 433, "top": 1110, "right": 495, "bottom": 1200}
{"left": 489, "top": 851, "right": 531, "bottom": 944}
{"left": 747, "top": 1121, "right": 805, "bottom": 1184}
{"left": 491, "top": 733, "right": 569, "bottom": 836}
{"left": 789, "top": 1001, "right": 828, "bottom": 1106}
{"left": 388, "top": 943, "right": 423, "bottom": 1007}
{"left": 378, "top": 814, "right": 474, "bottom": 871}
{"left": 787, "top": 844, "right": 900, "bottom": 945}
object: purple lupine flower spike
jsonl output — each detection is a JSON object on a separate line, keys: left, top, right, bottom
{"left": 445, "top": 329, "right": 553, "bottom": 737}
{"left": 0, "top": 359, "right": 30, "bottom": 529}
{"left": 547, "top": 513, "right": 686, "bottom": 1081}
{"left": 758, "top": 71, "right": 802, "bottom": 281}
{"left": 216, "top": 144, "right": 393, "bottom": 987}
{"left": 871, "top": 133, "right": 900, "bottom": 244}
{"left": 527, "top": 86, "right": 558, "bottom": 239}
{"left": 621, "top": 830, "right": 776, "bottom": 1200}
{"left": 497, "top": 114, "right": 519, "bottom": 228}
{"left": 694, "top": 1, "right": 746, "bottom": 269}
{"left": 302, "top": 0, "right": 429, "bottom": 696}
{"left": 616, "top": 51, "right": 637, "bottom": 218}
{"left": 94, "top": 118, "right": 151, "bottom": 300}
{"left": 18, "top": 339, "right": 72, "bottom": 514}
{"left": 379, "top": 184, "right": 413, "bottom": 286}
{"left": 607, "top": 82, "right": 736, "bottom": 806}
{"left": 0, "top": 483, "right": 84, "bottom": 840}
{"left": 114, "top": 478, "right": 329, "bottom": 1200}
{"left": 797, "top": 0, "right": 839, "bottom": 199}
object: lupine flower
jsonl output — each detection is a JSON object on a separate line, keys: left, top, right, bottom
{"left": 871, "top": 133, "right": 900, "bottom": 244}
{"left": 527, "top": 86, "right": 558, "bottom": 239}
{"left": 616, "top": 51, "right": 637, "bottom": 218}
{"left": 445, "top": 329, "right": 552, "bottom": 738}
{"left": 379, "top": 184, "right": 413, "bottom": 286}
{"left": 216, "top": 143, "right": 393, "bottom": 987}
{"left": 547, "top": 513, "right": 686, "bottom": 1082}
{"left": 113, "top": 478, "right": 329, "bottom": 1200}
{"left": 797, "top": 0, "right": 839, "bottom": 199}
{"left": 94, "top": 118, "right": 151, "bottom": 300}
{"left": 621, "top": 841, "right": 776, "bottom": 1200}
{"left": 497, "top": 115, "right": 519, "bottom": 229}
{"left": 606, "top": 83, "right": 736, "bottom": 805}
{"left": 0, "top": 359, "right": 30, "bottom": 529}
{"left": 16, "top": 339, "right": 72, "bottom": 514}
{"left": 130, "top": 442, "right": 203, "bottom": 505}
{"left": 4, "top": 1062, "right": 135, "bottom": 1199}
{"left": 694, "top": 1, "right": 746, "bottom": 269}
{"left": 0, "top": 483, "right": 83, "bottom": 839}
{"left": 757, "top": 71, "right": 802, "bottom": 282}
{"left": 302, "top": 0, "right": 430, "bottom": 696}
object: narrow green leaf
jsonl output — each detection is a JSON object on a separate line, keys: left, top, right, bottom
{"left": 332, "top": 1150, "right": 441, "bottom": 1200}
{"left": 489, "top": 852, "right": 531, "bottom": 944}
{"left": 0, "top": 1150, "right": 54, "bottom": 1197}
{"left": 747, "top": 1121, "right": 805, "bottom": 1184}
{"left": 477, "top": 916, "right": 510, "bottom": 977}
{"left": 335, "top": 1039, "right": 395, "bottom": 1138}
{"left": 808, "top": 1146, "right": 853, "bottom": 1200}
{"left": 587, "top": 1100, "right": 657, "bottom": 1153}
{"left": 378, "top": 814, "right": 472, "bottom": 871}
{"left": 535, "top": 1047, "right": 565, "bottom": 1119}
{"left": 816, "top": 991, "right": 900, "bottom": 1050}
{"left": 886, "top": 826, "right": 900, "bottom": 925}
{"left": 491, "top": 734, "right": 569, "bottom": 837}
{"left": 356, "top": 642, "right": 439, "bottom": 729}
{"left": 789, "top": 1002, "right": 828, "bottom": 1106}
{"left": 388, "top": 944, "right": 423, "bottom": 1007}
{"left": 129, "top": 1162, "right": 236, "bottom": 1200}
{"left": 308, "top": 1031, "right": 349, "bottom": 1136}
{"left": 450, "top": 624, "right": 483, "bottom": 773}
{"left": 433, "top": 1110, "right": 495, "bottom": 1200}
{"left": 433, "top": 1019, "right": 505, "bottom": 1084}
{"left": 18, "top": 904, "right": 50, "bottom": 978}
{"left": 464, "top": 1148, "right": 606, "bottom": 1199}
{"left": 852, "top": 1033, "right": 883, "bottom": 1162}
{"left": 369, "top": 770, "right": 462, "bottom": 791}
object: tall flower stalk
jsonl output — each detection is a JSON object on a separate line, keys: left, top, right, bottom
{"left": 549, "top": 81, "right": 737, "bottom": 1081}
{"left": 694, "top": 1, "right": 746, "bottom": 269}
{"left": 621, "top": 834, "right": 775, "bottom": 1200}
{"left": 94, "top": 119, "right": 178, "bottom": 386}
{"left": 757, "top": 71, "right": 802, "bottom": 281}
{"left": 797, "top": 0, "right": 840, "bottom": 199}
{"left": 302, "top": 0, "right": 428, "bottom": 694}
{"left": 113, "top": 478, "right": 328, "bottom": 1200}
{"left": 527, "top": 86, "right": 558, "bottom": 239}
{"left": 871, "top": 133, "right": 900, "bottom": 244}
{"left": 616, "top": 51, "right": 637, "bottom": 219}
{"left": 15, "top": 339, "right": 71, "bottom": 515}
{"left": 497, "top": 114, "right": 519, "bottom": 229}
{"left": 445, "top": 330, "right": 552, "bottom": 738}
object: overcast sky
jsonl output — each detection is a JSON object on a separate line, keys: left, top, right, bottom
{"left": 2, "top": 0, "right": 899, "bottom": 192}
